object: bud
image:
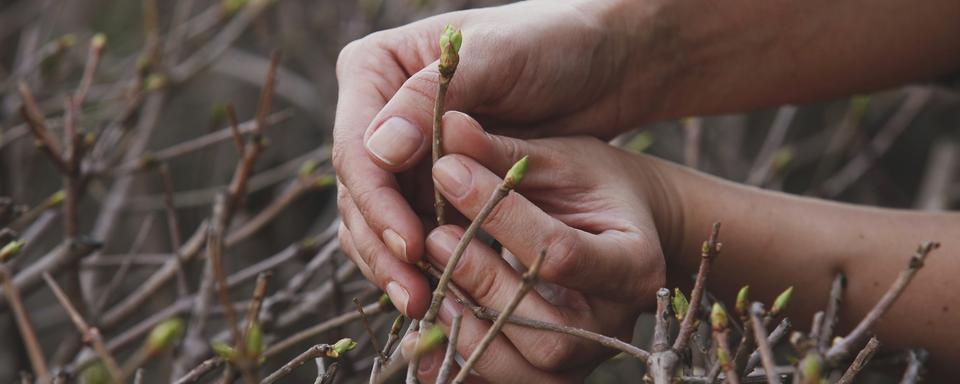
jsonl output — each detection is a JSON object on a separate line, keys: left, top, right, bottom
{"left": 146, "top": 318, "right": 184, "bottom": 353}
{"left": 503, "top": 156, "right": 529, "bottom": 189}
{"left": 144, "top": 73, "right": 167, "bottom": 92}
{"left": 710, "top": 303, "right": 727, "bottom": 331}
{"left": 246, "top": 322, "right": 263, "bottom": 358}
{"left": 298, "top": 159, "right": 318, "bottom": 178}
{"left": 212, "top": 341, "right": 236, "bottom": 360}
{"left": 391, "top": 315, "right": 405, "bottom": 335}
{"left": 735, "top": 285, "right": 750, "bottom": 317}
{"left": 327, "top": 338, "right": 358, "bottom": 358}
{"left": 81, "top": 362, "right": 110, "bottom": 384}
{"left": 770, "top": 286, "right": 794, "bottom": 316}
{"left": 47, "top": 190, "right": 66, "bottom": 207}
{"left": 437, "top": 25, "right": 462, "bottom": 78}
{"left": 716, "top": 345, "right": 731, "bottom": 366}
{"left": 315, "top": 175, "right": 335, "bottom": 188}
{"left": 672, "top": 288, "right": 689, "bottom": 322}
{"left": 0, "top": 240, "right": 25, "bottom": 262}
{"left": 850, "top": 95, "right": 871, "bottom": 119}
{"left": 415, "top": 326, "right": 446, "bottom": 355}
{"left": 222, "top": 0, "right": 250, "bottom": 13}
{"left": 91, "top": 33, "right": 107, "bottom": 51}
{"left": 59, "top": 34, "right": 77, "bottom": 49}
{"left": 379, "top": 293, "right": 392, "bottom": 308}
{"left": 798, "top": 352, "right": 823, "bottom": 384}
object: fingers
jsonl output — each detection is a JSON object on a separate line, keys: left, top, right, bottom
{"left": 337, "top": 187, "right": 430, "bottom": 318}
{"left": 426, "top": 225, "right": 602, "bottom": 371}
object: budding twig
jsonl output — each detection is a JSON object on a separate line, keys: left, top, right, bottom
{"left": 710, "top": 303, "right": 739, "bottom": 384}
{"left": 748, "top": 303, "right": 780, "bottom": 384}
{"left": 264, "top": 301, "right": 387, "bottom": 358}
{"left": 261, "top": 340, "right": 356, "bottom": 384}
{"left": 0, "top": 265, "right": 50, "bottom": 384}
{"left": 431, "top": 25, "right": 462, "bottom": 226}
{"left": 370, "top": 315, "right": 406, "bottom": 384}
{"left": 355, "top": 297, "right": 384, "bottom": 360}
{"left": 674, "top": 222, "right": 721, "bottom": 351}
{"left": 744, "top": 318, "right": 792, "bottom": 374}
{"left": 836, "top": 336, "right": 880, "bottom": 384}
{"left": 453, "top": 250, "right": 545, "bottom": 384}
{"left": 436, "top": 314, "right": 462, "bottom": 384}
{"left": 819, "top": 273, "right": 845, "bottom": 351}
{"left": 826, "top": 242, "right": 938, "bottom": 363}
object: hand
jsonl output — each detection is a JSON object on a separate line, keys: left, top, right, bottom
{"left": 333, "top": 0, "right": 663, "bottom": 319}
{"left": 341, "top": 112, "right": 670, "bottom": 382}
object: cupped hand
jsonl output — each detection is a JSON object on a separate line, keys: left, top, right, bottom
{"left": 333, "top": 0, "right": 661, "bottom": 319}
{"left": 341, "top": 112, "right": 670, "bottom": 382}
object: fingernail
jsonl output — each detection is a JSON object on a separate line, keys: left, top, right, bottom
{"left": 366, "top": 117, "right": 423, "bottom": 166}
{"left": 383, "top": 229, "right": 407, "bottom": 260}
{"left": 434, "top": 156, "right": 471, "bottom": 198}
{"left": 385, "top": 282, "right": 410, "bottom": 314}
{"left": 438, "top": 297, "right": 462, "bottom": 325}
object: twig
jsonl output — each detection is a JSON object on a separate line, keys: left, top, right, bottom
{"left": 808, "top": 311, "right": 824, "bottom": 343}
{"left": 744, "top": 318, "right": 792, "bottom": 373}
{"left": 436, "top": 314, "right": 462, "bottom": 384}
{"left": 18, "top": 82, "right": 67, "bottom": 172}
{"left": 819, "top": 273, "right": 845, "bottom": 351}
{"left": 914, "top": 139, "right": 959, "bottom": 210}
{"left": 225, "top": 103, "right": 245, "bottom": 152}
{"left": 682, "top": 117, "right": 702, "bottom": 168}
{"left": 43, "top": 273, "right": 122, "bottom": 381}
{"left": 674, "top": 222, "right": 721, "bottom": 351}
{"left": 73, "top": 34, "right": 106, "bottom": 106}
{"left": 710, "top": 304, "right": 739, "bottom": 384}
{"left": 355, "top": 297, "right": 384, "bottom": 360}
{"left": 265, "top": 301, "right": 386, "bottom": 358}
{"left": 748, "top": 303, "right": 780, "bottom": 384}
{"left": 651, "top": 288, "right": 671, "bottom": 352}
{"left": 746, "top": 105, "right": 797, "bottom": 186}
{"left": 174, "top": 357, "right": 223, "bottom": 384}
{"left": 0, "top": 265, "right": 50, "bottom": 384}
{"left": 454, "top": 250, "right": 546, "bottom": 383}
{"left": 826, "top": 242, "right": 938, "bottom": 363}
{"left": 318, "top": 361, "right": 339, "bottom": 384}
{"left": 836, "top": 337, "right": 880, "bottom": 384}
{"left": 412, "top": 156, "right": 529, "bottom": 374}
{"left": 371, "top": 315, "right": 406, "bottom": 384}
{"left": 431, "top": 26, "right": 462, "bottom": 226}
{"left": 261, "top": 344, "right": 333, "bottom": 384}
{"left": 898, "top": 349, "right": 927, "bottom": 384}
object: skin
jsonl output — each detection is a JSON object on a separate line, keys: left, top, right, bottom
{"left": 333, "top": 0, "right": 960, "bottom": 381}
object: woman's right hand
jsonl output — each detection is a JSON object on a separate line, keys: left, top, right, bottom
{"left": 334, "top": 0, "right": 663, "bottom": 318}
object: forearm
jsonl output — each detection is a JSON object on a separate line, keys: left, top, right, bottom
{"left": 607, "top": 0, "right": 960, "bottom": 123}
{"left": 639, "top": 155, "right": 960, "bottom": 373}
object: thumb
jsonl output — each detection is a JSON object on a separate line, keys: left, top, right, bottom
{"left": 362, "top": 56, "right": 486, "bottom": 172}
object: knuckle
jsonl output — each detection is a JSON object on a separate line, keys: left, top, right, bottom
{"left": 335, "top": 38, "right": 366, "bottom": 79}
{"left": 331, "top": 140, "right": 349, "bottom": 172}
{"left": 528, "top": 331, "right": 578, "bottom": 371}
{"left": 479, "top": 192, "right": 514, "bottom": 231}
{"left": 469, "top": 259, "right": 501, "bottom": 305}
{"left": 352, "top": 184, "right": 391, "bottom": 222}
{"left": 539, "top": 229, "right": 581, "bottom": 283}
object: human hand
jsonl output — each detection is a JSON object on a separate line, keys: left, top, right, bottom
{"left": 333, "top": 0, "right": 663, "bottom": 319}
{"left": 341, "top": 112, "right": 671, "bottom": 382}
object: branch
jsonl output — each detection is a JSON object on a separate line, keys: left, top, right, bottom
{"left": 261, "top": 344, "right": 333, "bottom": 384}
{"left": 898, "top": 349, "right": 927, "bottom": 384}
{"left": 674, "top": 222, "right": 721, "bottom": 351}
{"left": 748, "top": 303, "right": 780, "bottom": 384}
{"left": 744, "top": 318, "right": 792, "bottom": 374}
{"left": 0, "top": 265, "right": 50, "bottom": 384}
{"left": 826, "top": 242, "right": 938, "bottom": 363}
{"left": 651, "top": 288, "right": 671, "bottom": 353}
{"left": 432, "top": 26, "right": 462, "bottom": 226}
{"left": 453, "top": 250, "right": 545, "bottom": 384}
{"left": 836, "top": 337, "right": 880, "bottom": 384}
{"left": 818, "top": 273, "right": 845, "bottom": 351}
{"left": 264, "top": 301, "right": 387, "bottom": 358}
{"left": 436, "top": 314, "right": 462, "bottom": 384}
{"left": 371, "top": 315, "right": 406, "bottom": 384}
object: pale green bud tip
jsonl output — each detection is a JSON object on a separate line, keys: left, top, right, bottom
{"left": 48, "top": 190, "right": 67, "bottom": 206}
{"left": 91, "top": 33, "right": 107, "bottom": 50}
{"left": 59, "top": 34, "right": 77, "bottom": 48}
{"left": 711, "top": 303, "right": 727, "bottom": 330}
{"left": 799, "top": 353, "right": 822, "bottom": 382}
{"left": 0, "top": 240, "right": 25, "bottom": 261}
{"left": 504, "top": 156, "right": 529, "bottom": 188}
{"left": 735, "top": 285, "right": 750, "bottom": 315}
{"left": 671, "top": 288, "right": 689, "bottom": 321}
{"left": 147, "top": 318, "right": 185, "bottom": 351}
{"left": 391, "top": 315, "right": 405, "bottom": 334}
{"left": 771, "top": 286, "right": 794, "bottom": 315}
{"left": 81, "top": 362, "right": 110, "bottom": 384}
{"left": 298, "top": 159, "right": 318, "bottom": 177}
{"left": 716, "top": 347, "right": 730, "bottom": 365}
{"left": 328, "top": 338, "right": 358, "bottom": 358}
{"left": 416, "top": 326, "right": 446, "bottom": 355}
{"left": 246, "top": 323, "right": 264, "bottom": 356}
{"left": 379, "top": 293, "right": 392, "bottom": 308}
{"left": 440, "top": 25, "right": 463, "bottom": 53}
{"left": 144, "top": 74, "right": 167, "bottom": 92}
{"left": 315, "top": 175, "right": 335, "bottom": 188}
{"left": 212, "top": 341, "right": 236, "bottom": 360}
{"left": 222, "top": 0, "right": 250, "bottom": 13}
{"left": 438, "top": 25, "right": 462, "bottom": 76}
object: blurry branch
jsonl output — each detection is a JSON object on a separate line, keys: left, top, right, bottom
{"left": 818, "top": 273, "right": 845, "bottom": 351}
{"left": 836, "top": 337, "right": 880, "bottom": 384}
{"left": 435, "top": 314, "right": 461, "bottom": 384}
{"left": 371, "top": 315, "right": 406, "bottom": 383}
{"left": 746, "top": 105, "right": 796, "bottom": 186}
{"left": 899, "top": 349, "right": 928, "bottom": 384}
{"left": 262, "top": 340, "right": 354, "bottom": 384}
{"left": 819, "top": 88, "right": 931, "bottom": 197}
{"left": 0, "top": 264, "right": 50, "bottom": 384}
{"left": 453, "top": 250, "right": 546, "bottom": 384}
{"left": 915, "top": 139, "right": 959, "bottom": 210}
{"left": 747, "top": 303, "right": 780, "bottom": 384}
{"left": 682, "top": 117, "right": 702, "bottom": 169}
{"left": 265, "top": 301, "right": 387, "bottom": 358}
{"left": 354, "top": 297, "right": 384, "bottom": 361}
{"left": 43, "top": 272, "right": 123, "bottom": 381}
{"left": 744, "top": 318, "right": 792, "bottom": 373}
{"left": 826, "top": 242, "right": 938, "bottom": 363}
{"left": 215, "top": 48, "right": 323, "bottom": 114}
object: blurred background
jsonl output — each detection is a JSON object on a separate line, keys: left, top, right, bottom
{"left": 0, "top": 0, "right": 956, "bottom": 382}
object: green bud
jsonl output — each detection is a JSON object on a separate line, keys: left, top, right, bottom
{"left": 716, "top": 345, "right": 731, "bottom": 366}
{"left": 327, "top": 338, "right": 358, "bottom": 358}
{"left": 91, "top": 33, "right": 107, "bottom": 51}
{"left": 0, "top": 240, "right": 25, "bottom": 262}
{"left": 147, "top": 318, "right": 184, "bottom": 352}
{"left": 314, "top": 175, "right": 335, "bottom": 188}
{"left": 59, "top": 34, "right": 77, "bottom": 49}
{"left": 80, "top": 362, "right": 110, "bottom": 384}
{"left": 798, "top": 352, "right": 823, "bottom": 384}
{"left": 143, "top": 73, "right": 167, "bottom": 92}
{"left": 212, "top": 341, "right": 236, "bottom": 360}
{"left": 772, "top": 147, "right": 794, "bottom": 173}
{"left": 710, "top": 303, "right": 727, "bottom": 331}
{"left": 298, "top": 159, "right": 318, "bottom": 178}
{"left": 503, "top": 155, "right": 529, "bottom": 189}
{"left": 379, "top": 293, "right": 392, "bottom": 308}
{"left": 390, "top": 315, "right": 405, "bottom": 335}
{"left": 246, "top": 322, "right": 263, "bottom": 358}
{"left": 415, "top": 326, "right": 446, "bottom": 355}
{"left": 672, "top": 288, "right": 689, "bottom": 322}
{"left": 735, "top": 285, "right": 750, "bottom": 316}
{"left": 771, "top": 286, "right": 794, "bottom": 316}
{"left": 850, "top": 95, "right": 871, "bottom": 118}
{"left": 84, "top": 132, "right": 97, "bottom": 147}
{"left": 47, "top": 190, "right": 66, "bottom": 207}
{"left": 438, "top": 25, "right": 462, "bottom": 77}
{"left": 222, "top": 0, "right": 250, "bottom": 13}
{"left": 625, "top": 131, "right": 654, "bottom": 153}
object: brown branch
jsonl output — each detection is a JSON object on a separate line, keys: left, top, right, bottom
{"left": 746, "top": 105, "right": 797, "bottom": 186}
{"left": 454, "top": 250, "right": 546, "bottom": 383}
{"left": 748, "top": 303, "right": 780, "bottom": 384}
{"left": 826, "top": 242, "right": 938, "bottom": 363}
{"left": 674, "top": 222, "right": 721, "bottom": 351}
{"left": 265, "top": 301, "right": 386, "bottom": 358}
{"left": 652, "top": 288, "right": 671, "bottom": 353}
{"left": 18, "top": 82, "right": 67, "bottom": 172}
{"left": 819, "top": 273, "right": 845, "bottom": 351}
{"left": 371, "top": 315, "right": 406, "bottom": 384}
{"left": 225, "top": 103, "right": 245, "bottom": 152}
{"left": 354, "top": 297, "right": 384, "bottom": 361}
{"left": 0, "top": 265, "right": 50, "bottom": 384}
{"left": 43, "top": 272, "right": 122, "bottom": 381}
{"left": 712, "top": 328, "right": 739, "bottom": 384}
{"left": 836, "top": 337, "right": 880, "bottom": 384}
{"left": 744, "top": 318, "right": 792, "bottom": 373}
{"left": 174, "top": 357, "right": 223, "bottom": 384}
{"left": 436, "top": 314, "right": 462, "bottom": 384}
{"left": 73, "top": 34, "right": 105, "bottom": 106}
{"left": 808, "top": 311, "right": 824, "bottom": 343}
{"left": 261, "top": 344, "right": 333, "bottom": 384}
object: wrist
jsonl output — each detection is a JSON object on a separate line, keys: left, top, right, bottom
{"left": 624, "top": 152, "right": 686, "bottom": 268}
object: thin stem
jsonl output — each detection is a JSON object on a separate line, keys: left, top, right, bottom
{"left": 0, "top": 265, "right": 50, "bottom": 384}
{"left": 674, "top": 222, "right": 721, "bottom": 351}
{"left": 354, "top": 297, "right": 384, "bottom": 360}
{"left": 264, "top": 301, "right": 386, "bottom": 358}
{"left": 745, "top": 318, "right": 792, "bottom": 373}
{"left": 836, "top": 337, "right": 880, "bottom": 384}
{"left": 174, "top": 357, "right": 223, "bottom": 384}
{"left": 898, "top": 349, "right": 927, "bottom": 384}
{"left": 652, "top": 288, "right": 671, "bottom": 352}
{"left": 748, "top": 303, "right": 780, "bottom": 384}
{"left": 432, "top": 75, "right": 450, "bottom": 226}
{"left": 436, "top": 314, "right": 462, "bottom": 384}
{"left": 712, "top": 328, "right": 739, "bottom": 384}
{"left": 455, "top": 252, "right": 546, "bottom": 384}
{"left": 261, "top": 344, "right": 332, "bottom": 384}
{"left": 826, "top": 242, "right": 938, "bottom": 363}
{"left": 819, "top": 273, "right": 845, "bottom": 351}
